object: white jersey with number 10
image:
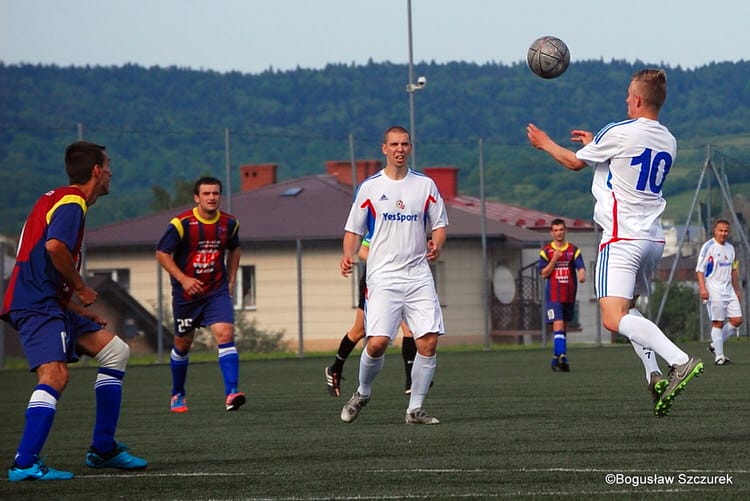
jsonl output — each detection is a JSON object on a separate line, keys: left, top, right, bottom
{"left": 576, "top": 117, "right": 677, "bottom": 242}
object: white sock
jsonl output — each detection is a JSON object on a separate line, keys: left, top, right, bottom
{"left": 722, "top": 323, "right": 737, "bottom": 342}
{"left": 711, "top": 326, "right": 724, "bottom": 358}
{"left": 618, "top": 313, "right": 689, "bottom": 366}
{"left": 630, "top": 340, "right": 661, "bottom": 383}
{"left": 627, "top": 309, "right": 661, "bottom": 382}
{"left": 356, "top": 349, "right": 384, "bottom": 397}
{"left": 407, "top": 353, "right": 436, "bottom": 413}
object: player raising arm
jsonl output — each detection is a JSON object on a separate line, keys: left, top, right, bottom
{"left": 527, "top": 68, "right": 703, "bottom": 417}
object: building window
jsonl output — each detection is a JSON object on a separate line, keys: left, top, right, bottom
{"left": 88, "top": 268, "right": 130, "bottom": 291}
{"left": 234, "top": 265, "right": 256, "bottom": 310}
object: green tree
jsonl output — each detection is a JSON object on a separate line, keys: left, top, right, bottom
{"left": 647, "top": 281, "right": 701, "bottom": 341}
{"left": 3, "top": 61, "right": 750, "bottom": 236}
{"left": 190, "top": 315, "right": 288, "bottom": 353}
{"left": 150, "top": 300, "right": 289, "bottom": 353}
{"left": 150, "top": 179, "right": 198, "bottom": 211}
{"left": 151, "top": 185, "right": 172, "bottom": 211}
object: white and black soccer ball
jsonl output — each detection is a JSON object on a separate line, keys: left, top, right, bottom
{"left": 527, "top": 36, "right": 570, "bottom": 79}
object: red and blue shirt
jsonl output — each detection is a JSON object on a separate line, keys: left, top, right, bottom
{"left": 156, "top": 208, "right": 240, "bottom": 303}
{"left": 539, "top": 242, "right": 585, "bottom": 304}
{"left": 2, "top": 186, "right": 87, "bottom": 317}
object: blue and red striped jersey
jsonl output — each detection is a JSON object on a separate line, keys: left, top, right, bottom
{"left": 2, "top": 186, "right": 88, "bottom": 316}
{"left": 156, "top": 208, "right": 240, "bottom": 303}
{"left": 538, "top": 242, "right": 585, "bottom": 304}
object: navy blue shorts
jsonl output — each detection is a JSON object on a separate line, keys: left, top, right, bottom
{"left": 172, "top": 290, "right": 234, "bottom": 337}
{"left": 8, "top": 308, "right": 103, "bottom": 370}
{"left": 545, "top": 302, "right": 575, "bottom": 324}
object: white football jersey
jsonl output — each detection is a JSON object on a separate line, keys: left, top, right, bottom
{"left": 576, "top": 117, "right": 677, "bottom": 241}
{"left": 344, "top": 169, "right": 448, "bottom": 283}
{"left": 696, "top": 238, "right": 738, "bottom": 301}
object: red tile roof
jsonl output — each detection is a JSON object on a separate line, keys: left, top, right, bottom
{"left": 448, "top": 195, "right": 593, "bottom": 231}
{"left": 85, "top": 173, "right": 590, "bottom": 249}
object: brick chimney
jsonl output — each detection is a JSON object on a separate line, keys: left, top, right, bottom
{"left": 326, "top": 160, "right": 382, "bottom": 186}
{"left": 240, "top": 163, "right": 277, "bottom": 192}
{"left": 423, "top": 166, "right": 459, "bottom": 200}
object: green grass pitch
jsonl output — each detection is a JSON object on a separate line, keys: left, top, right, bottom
{"left": 1, "top": 341, "right": 749, "bottom": 499}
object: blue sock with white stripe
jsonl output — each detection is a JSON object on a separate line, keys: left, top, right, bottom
{"left": 170, "top": 348, "right": 189, "bottom": 396}
{"left": 218, "top": 342, "right": 240, "bottom": 395}
{"left": 553, "top": 331, "right": 567, "bottom": 358}
{"left": 14, "top": 384, "right": 59, "bottom": 468}
{"left": 92, "top": 368, "right": 124, "bottom": 453}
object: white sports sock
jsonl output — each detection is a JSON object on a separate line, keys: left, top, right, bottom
{"left": 618, "top": 313, "right": 689, "bottom": 366}
{"left": 356, "top": 349, "right": 384, "bottom": 397}
{"left": 627, "top": 309, "right": 660, "bottom": 382}
{"left": 407, "top": 353, "right": 436, "bottom": 413}
{"left": 722, "top": 323, "right": 737, "bottom": 342}
{"left": 630, "top": 340, "right": 661, "bottom": 383}
{"left": 711, "top": 326, "right": 725, "bottom": 358}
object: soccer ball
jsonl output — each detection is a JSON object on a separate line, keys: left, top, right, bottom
{"left": 526, "top": 36, "right": 570, "bottom": 79}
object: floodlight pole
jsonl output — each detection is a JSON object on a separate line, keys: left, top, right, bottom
{"left": 224, "top": 128, "right": 232, "bottom": 214}
{"left": 478, "top": 138, "right": 491, "bottom": 350}
{"left": 405, "top": 0, "right": 424, "bottom": 170}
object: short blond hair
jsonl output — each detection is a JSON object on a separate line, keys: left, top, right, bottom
{"left": 382, "top": 126, "right": 411, "bottom": 145}
{"left": 632, "top": 69, "right": 667, "bottom": 110}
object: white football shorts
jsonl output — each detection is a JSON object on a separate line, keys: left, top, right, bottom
{"left": 705, "top": 295, "right": 743, "bottom": 322}
{"left": 364, "top": 276, "right": 444, "bottom": 341}
{"left": 595, "top": 239, "right": 664, "bottom": 300}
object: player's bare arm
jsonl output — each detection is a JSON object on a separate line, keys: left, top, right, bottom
{"left": 340, "top": 231, "right": 362, "bottom": 277}
{"left": 696, "top": 271, "right": 709, "bottom": 301}
{"left": 569, "top": 129, "right": 594, "bottom": 145}
{"left": 67, "top": 301, "right": 108, "bottom": 327}
{"left": 357, "top": 244, "right": 369, "bottom": 262}
{"left": 539, "top": 252, "right": 560, "bottom": 279}
{"left": 156, "top": 250, "right": 205, "bottom": 296}
{"left": 226, "top": 247, "right": 241, "bottom": 296}
{"left": 526, "top": 123, "right": 587, "bottom": 171}
{"left": 426, "top": 227, "right": 447, "bottom": 262}
{"left": 45, "top": 238, "right": 97, "bottom": 306}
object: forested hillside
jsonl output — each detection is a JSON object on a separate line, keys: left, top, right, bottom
{"left": 1, "top": 60, "right": 750, "bottom": 236}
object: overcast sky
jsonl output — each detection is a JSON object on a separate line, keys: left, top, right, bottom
{"left": 1, "top": 0, "right": 748, "bottom": 74}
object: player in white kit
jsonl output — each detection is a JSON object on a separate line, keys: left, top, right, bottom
{"left": 527, "top": 68, "right": 703, "bottom": 417}
{"left": 696, "top": 219, "right": 743, "bottom": 365}
{"left": 339, "top": 125, "right": 448, "bottom": 425}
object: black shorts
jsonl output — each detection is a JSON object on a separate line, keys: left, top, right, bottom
{"left": 358, "top": 267, "right": 367, "bottom": 310}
